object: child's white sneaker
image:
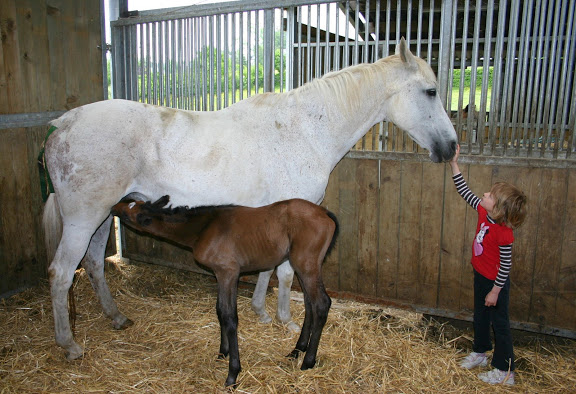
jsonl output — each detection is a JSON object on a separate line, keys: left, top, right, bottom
{"left": 478, "top": 368, "right": 515, "bottom": 385}
{"left": 460, "top": 352, "right": 488, "bottom": 369}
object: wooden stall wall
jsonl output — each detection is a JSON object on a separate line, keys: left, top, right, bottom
{"left": 0, "top": 0, "right": 103, "bottom": 297}
{"left": 321, "top": 156, "right": 576, "bottom": 337}
{"left": 123, "top": 156, "right": 576, "bottom": 337}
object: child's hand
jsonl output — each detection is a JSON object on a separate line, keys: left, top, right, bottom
{"left": 451, "top": 144, "right": 461, "bottom": 164}
{"left": 485, "top": 288, "right": 500, "bottom": 306}
{"left": 449, "top": 144, "right": 461, "bottom": 174}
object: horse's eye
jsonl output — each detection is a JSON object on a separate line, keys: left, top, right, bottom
{"left": 425, "top": 88, "right": 437, "bottom": 97}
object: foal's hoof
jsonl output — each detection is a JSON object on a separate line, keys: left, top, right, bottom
{"left": 224, "top": 378, "right": 238, "bottom": 390}
{"left": 300, "top": 359, "right": 316, "bottom": 371}
{"left": 112, "top": 317, "right": 134, "bottom": 330}
{"left": 286, "top": 349, "right": 302, "bottom": 360}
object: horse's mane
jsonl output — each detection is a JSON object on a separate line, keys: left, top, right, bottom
{"left": 142, "top": 196, "right": 236, "bottom": 222}
{"left": 248, "top": 56, "right": 400, "bottom": 116}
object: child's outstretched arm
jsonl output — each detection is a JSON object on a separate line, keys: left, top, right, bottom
{"left": 449, "top": 144, "right": 461, "bottom": 175}
{"left": 450, "top": 145, "right": 481, "bottom": 210}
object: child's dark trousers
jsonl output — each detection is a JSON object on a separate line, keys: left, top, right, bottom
{"left": 472, "top": 269, "right": 515, "bottom": 372}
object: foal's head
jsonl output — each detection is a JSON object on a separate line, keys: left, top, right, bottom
{"left": 110, "top": 195, "right": 178, "bottom": 230}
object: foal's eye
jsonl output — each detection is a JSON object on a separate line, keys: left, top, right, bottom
{"left": 425, "top": 88, "right": 437, "bottom": 97}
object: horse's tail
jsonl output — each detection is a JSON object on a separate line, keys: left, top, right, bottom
{"left": 325, "top": 210, "right": 340, "bottom": 257}
{"left": 43, "top": 193, "right": 63, "bottom": 264}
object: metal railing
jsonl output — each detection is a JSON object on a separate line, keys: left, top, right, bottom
{"left": 111, "top": 0, "right": 576, "bottom": 161}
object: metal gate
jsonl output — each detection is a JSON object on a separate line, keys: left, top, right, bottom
{"left": 111, "top": 0, "right": 575, "bottom": 160}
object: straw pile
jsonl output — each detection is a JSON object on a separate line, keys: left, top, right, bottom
{"left": 1, "top": 257, "right": 575, "bottom": 393}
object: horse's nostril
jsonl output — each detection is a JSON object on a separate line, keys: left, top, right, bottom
{"left": 451, "top": 141, "right": 457, "bottom": 152}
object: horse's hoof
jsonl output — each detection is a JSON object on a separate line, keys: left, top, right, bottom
{"left": 286, "top": 321, "right": 301, "bottom": 333}
{"left": 300, "top": 360, "right": 316, "bottom": 371}
{"left": 64, "top": 344, "right": 84, "bottom": 361}
{"left": 112, "top": 317, "right": 134, "bottom": 330}
{"left": 257, "top": 314, "right": 272, "bottom": 324}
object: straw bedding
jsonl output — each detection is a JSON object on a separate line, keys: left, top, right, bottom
{"left": 1, "top": 257, "right": 575, "bottom": 393}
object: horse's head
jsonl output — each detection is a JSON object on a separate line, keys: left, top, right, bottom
{"left": 384, "top": 38, "right": 458, "bottom": 163}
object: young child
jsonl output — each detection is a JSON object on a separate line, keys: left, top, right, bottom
{"left": 450, "top": 145, "right": 527, "bottom": 385}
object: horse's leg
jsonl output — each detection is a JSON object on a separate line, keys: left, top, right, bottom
{"left": 215, "top": 272, "right": 241, "bottom": 387}
{"left": 251, "top": 269, "right": 273, "bottom": 324}
{"left": 81, "top": 215, "right": 133, "bottom": 329}
{"left": 49, "top": 225, "right": 96, "bottom": 360}
{"left": 275, "top": 261, "right": 300, "bottom": 332}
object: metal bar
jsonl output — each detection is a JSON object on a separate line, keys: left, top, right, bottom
{"left": 479, "top": 0, "right": 494, "bottom": 155}
{"left": 542, "top": 0, "right": 564, "bottom": 157}
{"left": 524, "top": 0, "right": 542, "bottom": 157}
{"left": 264, "top": 9, "right": 275, "bottom": 92}
{"left": 216, "top": 14, "right": 222, "bottom": 109}
{"left": 316, "top": 3, "right": 321, "bottom": 78}
{"left": 208, "top": 15, "right": 214, "bottom": 110}
{"left": 0, "top": 112, "right": 66, "bottom": 130}
{"left": 558, "top": 0, "right": 576, "bottom": 158}
{"left": 438, "top": 0, "right": 453, "bottom": 108}
{"left": 512, "top": 0, "right": 531, "bottom": 156}
{"left": 535, "top": 0, "right": 554, "bottom": 157}
{"left": 239, "top": 12, "right": 244, "bottom": 100}
{"left": 231, "top": 13, "right": 237, "bottom": 104}
{"left": 114, "top": 0, "right": 336, "bottom": 25}
{"left": 306, "top": 5, "right": 312, "bottom": 83}
{"left": 224, "top": 14, "right": 230, "bottom": 106}
{"left": 489, "top": 0, "right": 508, "bottom": 152}
{"left": 247, "top": 11, "right": 252, "bottom": 96}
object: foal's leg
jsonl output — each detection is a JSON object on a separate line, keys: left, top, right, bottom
{"left": 81, "top": 216, "right": 133, "bottom": 329}
{"left": 215, "top": 272, "right": 241, "bottom": 387}
{"left": 49, "top": 225, "right": 95, "bottom": 360}
{"left": 298, "top": 277, "right": 331, "bottom": 370}
{"left": 287, "top": 286, "right": 313, "bottom": 360}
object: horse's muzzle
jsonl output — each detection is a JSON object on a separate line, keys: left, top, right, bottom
{"left": 430, "top": 140, "right": 457, "bottom": 163}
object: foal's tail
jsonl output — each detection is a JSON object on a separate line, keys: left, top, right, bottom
{"left": 325, "top": 210, "right": 340, "bottom": 257}
{"left": 43, "top": 193, "right": 63, "bottom": 264}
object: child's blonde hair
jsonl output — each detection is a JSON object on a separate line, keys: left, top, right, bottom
{"left": 490, "top": 182, "right": 527, "bottom": 229}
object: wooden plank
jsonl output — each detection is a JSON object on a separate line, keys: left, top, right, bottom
{"left": 377, "top": 159, "right": 402, "bottom": 299}
{"left": 0, "top": 129, "right": 42, "bottom": 294}
{"left": 491, "top": 166, "right": 541, "bottom": 323}
{"left": 416, "top": 163, "right": 444, "bottom": 306}
{"left": 529, "top": 168, "right": 565, "bottom": 327}
{"left": 337, "top": 159, "right": 359, "bottom": 293}
{"left": 320, "top": 160, "right": 341, "bottom": 291}
{"left": 395, "top": 161, "right": 423, "bottom": 302}
{"left": 46, "top": 0, "right": 66, "bottom": 109}
{"left": 0, "top": 0, "right": 23, "bottom": 112}
{"left": 438, "top": 163, "right": 472, "bottom": 311}
{"left": 17, "top": 0, "right": 49, "bottom": 111}
{"left": 557, "top": 170, "right": 576, "bottom": 330}
{"left": 356, "top": 159, "right": 379, "bottom": 296}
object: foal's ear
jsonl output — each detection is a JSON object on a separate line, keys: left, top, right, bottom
{"left": 395, "top": 37, "right": 417, "bottom": 69}
{"left": 153, "top": 195, "right": 170, "bottom": 208}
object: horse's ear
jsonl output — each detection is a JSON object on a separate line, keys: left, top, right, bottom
{"left": 395, "top": 37, "right": 417, "bottom": 69}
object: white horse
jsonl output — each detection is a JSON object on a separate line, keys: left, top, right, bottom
{"left": 43, "top": 38, "right": 457, "bottom": 360}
